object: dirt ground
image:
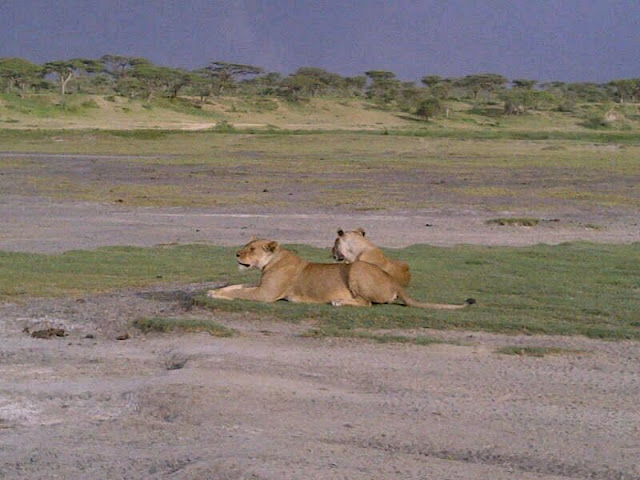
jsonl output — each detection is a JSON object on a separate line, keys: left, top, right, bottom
{"left": 1, "top": 159, "right": 639, "bottom": 478}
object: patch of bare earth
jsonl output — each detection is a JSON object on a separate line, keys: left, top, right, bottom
{"left": 1, "top": 285, "right": 639, "bottom": 479}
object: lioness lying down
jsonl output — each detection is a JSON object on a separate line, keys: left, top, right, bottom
{"left": 208, "top": 238, "right": 475, "bottom": 309}
{"left": 333, "top": 227, "right": 411, "bottom": 286}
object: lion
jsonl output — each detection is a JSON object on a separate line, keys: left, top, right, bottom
{"left": 208, "top": 238, "right": 369, "bottom": 306}
{"left": 333, "top": 228, "right": 411, "bottom": 286}
{"left": 208, "top": 238, "right": 475, "bottom": 309}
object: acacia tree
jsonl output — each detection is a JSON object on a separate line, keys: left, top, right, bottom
{"left": 608, "top": 79, "right": 639, "bottom": 104}
{"left": 344, "top": 75, "right": 367, "bottom": 96}
{"left": 100, "top": 54, "right": 149, "bottom": 80}
{"left": 502, "top": 78, "right": 539, "bottom": 114}
{"left": 246, "top": 72, "right": 283, "bottom": 96}
{"left": 0, "top": 57, "right": 43, "bottom": 96}
{"left": 189, "top": 71, "right": 215, "bottom": 104}
{"left": 421, "top": 75, "right": 442, "bottom": 89}
{"left": 512, "top": 79, "right": 537, "bottom": 90}
{"left": 457, "top": 73, "right": 507, "bottom": 104}
{"left": 365, "top": 70, "right": 400, "bottom": 104}
{"left": 201, "top": 61, "right": 264, "bottom": 95}
{"left": 280, "top": 67, "right": 345, "bottom": 98}
{"left": 397, "top": 81, "right": 424, "bottom": 111}
{"left": 44, "top": 58, "right": 103, "bottom": 103}
{"left": 415, "top": 97, "right": 442, "bottom": 121}
{"left": 165, "top": 69, "right": 192, "bottom": 100}
{"left": 127, "top": 61, "right": 193, "bottom": 102}
{"left": 565, "top": 82, "right": 608, "bottom": 103}
{"left": 421, "top": 75, "right": 453, "bottom": 100}
{"left": 502, "top": 88, "right": 556, "bottom": 115}
{"left": 130, "top": 62, "right": 164, "bottom": 102}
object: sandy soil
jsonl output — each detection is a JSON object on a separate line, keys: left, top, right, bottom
{"left": 1, "top": 196, "right": 638, "bottom": 254}
{"left": 1, "top": 288, "right": 639, "bottom": 480}
{"left": 1, "top": 162, "right": 639, "bottom": 478}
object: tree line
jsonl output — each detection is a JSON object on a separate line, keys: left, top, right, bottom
{"left": 1, "top": 55, "right": 639, "bottom": 118}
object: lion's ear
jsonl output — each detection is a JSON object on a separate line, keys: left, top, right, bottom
{"left": 264, "top": 241, "right": 279, "bottom": 253}
{"left": 356, "top": 227, "right": 366, "bottom": 236}
{"left": 337, "top": 229, "right": 345, "bottom": 237}
{"left": 251, "top": 235, "right": 258, "bottom": 241}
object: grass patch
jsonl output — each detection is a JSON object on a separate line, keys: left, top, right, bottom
{"left": 134, "top": 316, "right": 234, "bottom": 336}
{"left": 302, "top": 328, "right": 444, "bottom": 346}
{"left": 1, "top": 242, "right": 639, "bottom": 341}
{"left": 2, "top": 93, "right": 63, "bottom": 117}
{"left": 486, "top": 218, "right": 541, "bottom": 227}
{"left": 106, "top": 129, "right": 172, "bottom": 140}
{"left": 1, "top": 130, "right": 637, "bottom": 212}
{"left": 496, "top": 346, "right": 582, "bottom": 357}
{"left": 0, "top": 244, "right": 240, "bottom": 298}
{"left": 389, "top": 127, "right": 640, "bottom": 144}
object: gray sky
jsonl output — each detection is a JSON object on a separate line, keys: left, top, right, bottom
{"left": 1, "top": 0, "right": 638, "bottom": 83}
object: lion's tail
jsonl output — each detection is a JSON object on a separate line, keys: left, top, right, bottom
{"left": 399, "top": 292, "right": 476, "bottom": 310}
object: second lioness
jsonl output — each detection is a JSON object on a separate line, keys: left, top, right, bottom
{"left": 333, "top": 228, "right": 411, "bottom": 286}
{"left": 208, "top": 238, "right": 474, "bottom": 309}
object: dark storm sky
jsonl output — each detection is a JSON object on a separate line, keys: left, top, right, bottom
{"left": 1, "top": 0, "right": 638, "bottom": 83}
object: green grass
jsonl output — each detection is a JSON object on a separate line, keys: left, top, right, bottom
{"left": 2, "top": 242, "right": 637, "bottom": 340}
{"left": 390, "top": 127, "right": 640, "bottom": 144}
{"left": 0, "top": 245, "right": 241, "bottom": 298}
{"left": 134, "top": 316, "right": 234, "bottom": 336}
{"left": 2, "top": 93, "right": 64, "bottom": 117}
{"left": 0, "top": 93, "right": 109, "bottom": 117}
{"left": 495, "top": 346, "right": 582, "bottom": 357}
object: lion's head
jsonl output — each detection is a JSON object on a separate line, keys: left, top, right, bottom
{"left": 332, "top": 228, "right": 367, "bottom": 263}
{"left": 236, "top": 238, "right": 279, "bottom": 270}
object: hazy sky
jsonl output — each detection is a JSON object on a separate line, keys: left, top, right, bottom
{"left": 1, "top": 0, "right": 638, "bottom": 83}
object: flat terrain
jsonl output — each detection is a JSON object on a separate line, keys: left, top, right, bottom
{"left": 1, "top": 131, "right": 638, "bottom": 252}
{"left": 1, "top": 125, "right": 639, "bottom": 479}
{"left": 1, "top": 294, "right": 639, "bottom": 480}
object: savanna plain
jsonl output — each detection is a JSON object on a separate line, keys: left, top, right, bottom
{"left": 1, "top": 97, "right": 639, "bottom": 479}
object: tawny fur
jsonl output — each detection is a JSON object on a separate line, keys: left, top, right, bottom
{"left": 208, "top": 238, "right": 475, "bottom": 309}
{"left": 332, "top": 228, "right": 411, "bottom": 286}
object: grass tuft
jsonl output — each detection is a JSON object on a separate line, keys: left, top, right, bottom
{"left": 486, "top": 218, "right": 540, "bottom": 227}
{"left": 302, "top": 328, "right": 445, "bottom": 346}
{"left": 134, "top": 316, "right": 234, "bottom": 336}
{"left": 496, "top": 346, "right": 583, "bottom": 357}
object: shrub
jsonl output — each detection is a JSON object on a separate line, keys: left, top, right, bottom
{"left": 415, "top": 98, "right": 442, "bottom": 121}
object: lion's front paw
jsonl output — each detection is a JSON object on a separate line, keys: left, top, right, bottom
{"left": 207, "top": 284, "right": 244, "bottom": 299}
{"left": 207, "top": 289, "right": 231, "bottom": 300}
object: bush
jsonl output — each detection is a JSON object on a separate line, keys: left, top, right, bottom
{"left": 415, "top": 98, "right": 442, "bottom": 121}
{"left": 582, "top": 113, "right": 609, "bottom": 129}
{"left": 80, "top": 99, "right": 99, "bottom": 109}
{"left": 212, "top": 119, "right": 236, "bottom": 132}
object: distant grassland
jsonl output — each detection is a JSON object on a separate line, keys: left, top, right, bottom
{"left": 1, "top": 130, "right": 639, "bottom": 212}
{"left": 1, "top": 243, "right": 638, "bottom": 340}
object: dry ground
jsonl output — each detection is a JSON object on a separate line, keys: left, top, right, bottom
{"left": 1, "top": 149, "right": 639, "bottom": 479}
{"left": 1, "top": 287, "right": 639, "bottom": 480}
